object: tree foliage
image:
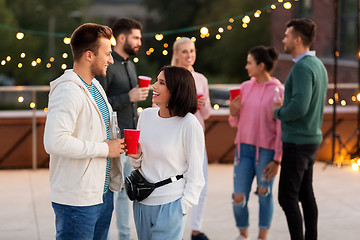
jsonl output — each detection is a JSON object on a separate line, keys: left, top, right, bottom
{"left": 0, "top": 0, "right": 90, "bottom": 85}
{"left": 141, "top": 0, "right": 272, "bottom": 83}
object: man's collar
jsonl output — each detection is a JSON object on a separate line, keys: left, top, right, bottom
{"left": 293, "top": 51, "right": 316, "bottom": 63}
{"left": 112, "top": 50, "right": 128, "bottom": 64}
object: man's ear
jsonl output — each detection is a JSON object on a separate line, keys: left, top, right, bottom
{"left": 84, "top": 50, "right": 93, "bottom": 62}
{"left": 117, "top": 33, "right": 126, "bottom": 44}
{"left": 295, "top": 35, "right": 302, "bottom": 45}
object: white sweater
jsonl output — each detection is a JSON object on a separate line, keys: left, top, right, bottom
{"left": 130, "top": 108, "right": 205, "bottom": 214}
{"left": 44, "top": 69, "right": 123, "bottom": 206}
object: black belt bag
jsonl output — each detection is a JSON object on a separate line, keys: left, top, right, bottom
{"left": 124, "top": 169, "right": 183, "bottom": 202}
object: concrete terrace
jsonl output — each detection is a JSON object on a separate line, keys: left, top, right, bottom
{"left": 1, "top": 162, "right": 360, "bottom": 240}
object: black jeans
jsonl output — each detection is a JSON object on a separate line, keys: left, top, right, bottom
{"left": 278, "top": 142, "right": 320, "bottom": 240}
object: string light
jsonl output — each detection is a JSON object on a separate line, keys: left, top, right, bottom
{"left": 31, "top": 61, "right": 37, "bottom": 67}
{"left": 133, "top": 57, "right": 139, "bottom": 63}
{"left": 352, "top": 96, "right": 356, "bottom": 101}
{"left": 0, "top": 1, "right": 283, "bottom": 44}
{"left": 149, "top": 48, "right": 154, "bottom": 53}
{"left": 1, "top": 60, "right": 5, "bottom": 65}
{"left": 352, "top": 162, "right": 359, "bottom": 171}
{"left": 20, "top": 53, "right": 26, "bottom": 58}
{"left": 16, "top": 32, "right": 24, "bottom": 40}
{"left": 357, "top": 93, "right": 360, "bottom": 101}
{"left": 242, "top": 15, "right": 251, "bottom": 24}
{"left": 155, "top": 34, "right": 163, "bottom": 41}
{"left": 110, "top": 36, "right": 116, "bottom": 46}
{"left": 200, "top": 27, "right": 209, "bottom": 35}
{"left": 341, "top": 100, "right": 346, "bottom": 106}
{"left": 137, "top": 107, "right": 143, "bottom": 113}
{"left": 44, "top": 107, "right": 48, "bottom": 112}
{"left": 61, "top": 64, "right": 67, "bottom": 70}
{"left": 176, "top": 36, "right": 181, "bottom": 41}
{"left": 63, "top": 37, "right": 71, "bottom": 44}
{"left": 213, "top": 104, "right": 220, "bottom": 110}
{"left": 0, "top": 1, "right": 287, "bottom": 69}
{"left": 283, "top": 2, "right": 292, "bottom": 9}
{"left": 18, "top": 96, "right": 24, "bottom": 103}
{"left": 328, "top": 98, "right": 334, "bottom": 105}
{"left": 30, "top": 102, "right": 36, "bottom": 108}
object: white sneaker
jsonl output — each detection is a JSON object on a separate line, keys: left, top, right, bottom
{"left": 234, "top": 235, "right": 250, "bottom": 240}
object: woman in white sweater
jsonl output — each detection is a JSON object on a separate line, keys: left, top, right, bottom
{"left": 128, "top": 66, "right": 205, "bottom": 240}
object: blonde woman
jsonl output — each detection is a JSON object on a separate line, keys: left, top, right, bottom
{"left": 171, "top": 37, "right": 212, "bottom": 240}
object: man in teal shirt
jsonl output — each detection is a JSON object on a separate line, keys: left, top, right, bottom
{"left": 273, "top": 18, "right": 328, "bottom": 240}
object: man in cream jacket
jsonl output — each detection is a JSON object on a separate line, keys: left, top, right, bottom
{"left": 44, "top": 23, "right": 124, "bottom": 240}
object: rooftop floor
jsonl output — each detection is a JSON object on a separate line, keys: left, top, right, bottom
{"left": 1, "top": 161, "right": 359, "bottom": 240}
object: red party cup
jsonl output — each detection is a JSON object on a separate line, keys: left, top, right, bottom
{"left": 229, "top": 88, "right": 241, "bottom": 100}
{"left": 124, "top": 129, "right": 140, "bottom": 154}
{"left": 138, "top": 76, "right": 152, "bottom": 88}
{"left": 197, "top": 93, "right": 204, "bottom": 110}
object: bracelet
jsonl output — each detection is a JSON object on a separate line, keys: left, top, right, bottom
{"left": 272, "top": 160, "right": 280, "bottom": 165}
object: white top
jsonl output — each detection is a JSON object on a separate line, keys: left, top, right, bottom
{"left": 130, "top": 108, "right": 205, "bottom": 214}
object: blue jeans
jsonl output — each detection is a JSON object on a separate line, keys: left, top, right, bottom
{"left": 233, "top": 143, "right": 275, "bottom": 230}
{"left": 133, "top": 198, "right": 187, "bottom": 240}
{"left": 52, "top": 190, "right": 114, "bottom": 240}
{"left": 108, "top": 154, "right": 133, "bottom": 240}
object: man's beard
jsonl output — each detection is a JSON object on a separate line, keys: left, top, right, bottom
{"left": 124, "top": 41, "right": 138, "bottom": 56}
{"left": 91, "top": 62, "right": 106, "bottom": 78}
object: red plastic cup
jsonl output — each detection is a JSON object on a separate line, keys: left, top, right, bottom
{"left": 124, "top": 129, "right": 140, "bottom": 154}
{"left": 197, "top": 93, "right": 204, "bottom": 110}
{"left": 138, "top": 76, "right": 152, "bottom": 88}
{"left": 229, "top": 88, "right": 241, "bottom": 100}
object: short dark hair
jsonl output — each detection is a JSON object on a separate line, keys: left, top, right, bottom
{"left": 158, "top": 66, "right": 197, "bottom": 117}
{"left": 286, "top": 18, "right": 316, "bottom": 47}
{"left": 248, "top": 46, "right": 278, "bottom": 72}
{"left": 111, "top": 18, "right": 143, "bottom": 39}
{"left": 70, "top": 23, "right": 112, "bottom": 62}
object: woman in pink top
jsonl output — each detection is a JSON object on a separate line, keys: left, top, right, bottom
{"left": 171, "top": 37, "right": 212, "bottom": 240}
{"left": 229, "top": 46, "right": 283, "bottom": 240}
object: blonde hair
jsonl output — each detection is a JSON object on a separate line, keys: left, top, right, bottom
{"left": 171, "top": 37, "right": 194, "bottom": 66}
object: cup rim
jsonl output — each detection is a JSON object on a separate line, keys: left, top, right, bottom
{"left": 138, "top": 76, "right": 152, "bottom": 81}
{"left": 124, "top": 129, "right": 140, "bottom": 132}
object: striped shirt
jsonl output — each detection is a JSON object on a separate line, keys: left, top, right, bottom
{"left": 79, "top": 76, "right": 111, "bottom": 193}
